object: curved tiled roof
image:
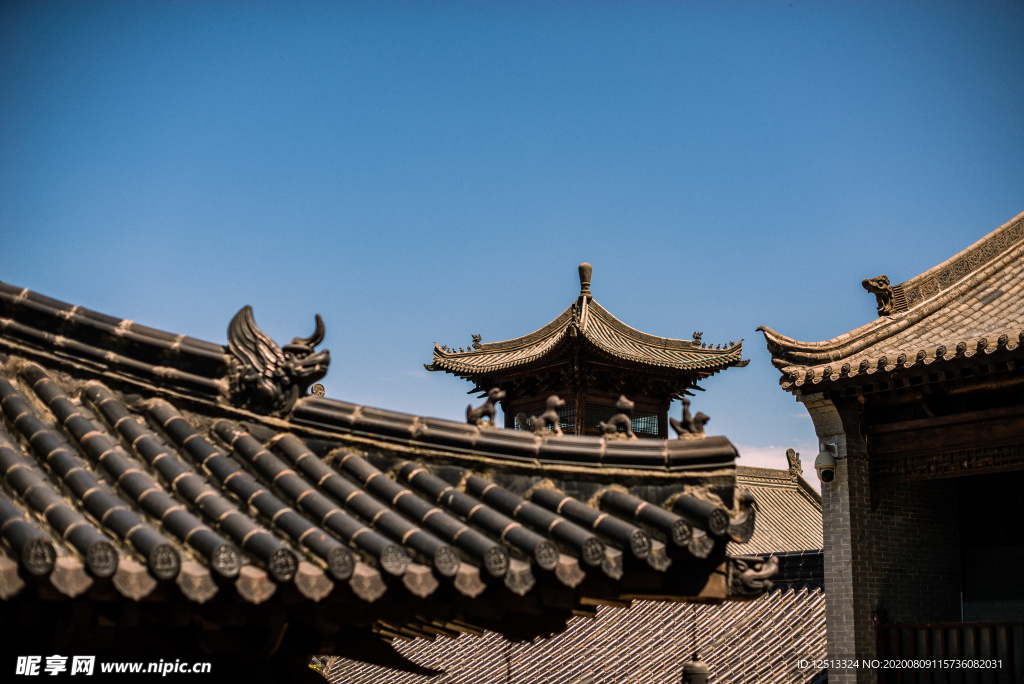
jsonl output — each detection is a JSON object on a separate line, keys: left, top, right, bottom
{"left": 760, "top": 210, "right": 1024, "bottom": 391}
{"left": 325, "top": 462, "right": 825, "bottom": 684}
{"left": 429, "top": 289, "right": 746, "bottom": 377}
{"left": 0, "top": 280, "right": 774, "bottom": 670}
{"left": 0, "top": 367, "right": 755, "bottom": 605}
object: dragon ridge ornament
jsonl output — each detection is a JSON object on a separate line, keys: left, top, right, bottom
{"left": 226, "top": 306, "right": 330, "bottom": 416}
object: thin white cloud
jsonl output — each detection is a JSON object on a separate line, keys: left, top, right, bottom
{"left": 734, "top": 444, "right": 789, "bottom": 470}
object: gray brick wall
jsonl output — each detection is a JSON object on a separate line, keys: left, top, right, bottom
{"left": 822, "top": 427, "right": 876, "bottom": 683}
{"left": 802, "top": 394, "right": 962, "bottom": 684}
{"left": 870, "top": 478, "right": 961, "bottom": 623}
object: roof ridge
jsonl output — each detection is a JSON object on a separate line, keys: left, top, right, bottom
{"left": 462, "top": 304, "right": 576, "bottom": 353}
{"left": 898, "top": 209, "right": 1024, "bottom": 310}
{"left": 0, "top": 281, "right": 226, "bottom": 356}
{"left": 735, "top": 465, "right": 795, "bottom": 480}
{"left": 579, "top": 301, "right": 744, "bottom": 370}
{"left": 587, "top": 299, "right": 725, "bottom": 352}
{"left": 759, "top": 210, "right": 1024, "bottom": 365}
{"left": 735, "top": 466, "right": 823, "bottom": 508}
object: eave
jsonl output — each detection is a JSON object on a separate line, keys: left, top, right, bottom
{"left": 759, "top": 210, "right": 1024, "bottom": 393}
{"left": 429, "top": 294, "right": 746, "bottom": 380}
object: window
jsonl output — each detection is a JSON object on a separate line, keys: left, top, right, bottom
{"left": 512, "top": 404, "right": 575, "bottom": 431}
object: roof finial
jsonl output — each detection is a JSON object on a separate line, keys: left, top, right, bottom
{"left": 862, "top": 274, "right": 895, "bottom": 316}
{"left": 786, "top": 448, "right": 802, "bottom": 479}
{"left": 578, "top": 262, "right": 592, "bottom": 297}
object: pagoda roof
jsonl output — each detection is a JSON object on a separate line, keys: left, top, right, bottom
{"left": 0, "top": 279, "right": 773, "bottom": 673}
{"left": 428, "top": 263, "right": 747, "bottom": 378}
{"left": 759, "top": 210, "right": 1024, "bottom": 392}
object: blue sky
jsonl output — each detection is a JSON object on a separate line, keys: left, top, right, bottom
{"left": 2, "top": 1, "right": 1022, "bottom": 478}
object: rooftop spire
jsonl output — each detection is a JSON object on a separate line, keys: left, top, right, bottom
{"left": 578, "top": 262, "right": 592, "bottom": 297}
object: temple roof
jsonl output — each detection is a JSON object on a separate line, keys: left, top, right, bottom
{"left": 0, "top": 280, "right": 773, "bottom": 670}
{"left": 428, "top": 263, "right": 747, "bottom": 380}
{"left": 728, "top": 464, "right": 821, "bottom": 555}
{"left": 326, "top": 461, "right": 825, "bottom": 684}
{"left": 759, "top": 210, "right": 1024, "bottom": 392}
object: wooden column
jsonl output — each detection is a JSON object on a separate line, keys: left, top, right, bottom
{"left": 659, "top": 397, "right": 671, "bottom": 439}
{"left": 574, "top": 389, "right": 585, "bottom": 436}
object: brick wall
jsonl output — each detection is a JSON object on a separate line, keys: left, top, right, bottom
{"left": 869, "top": 478, "right": 961, "bottom": 623}
{"left": 802, "top": 393, "right": 962, "bottom": 684}
{"left": 821, "top": 425, "right": 877, "bottom": 683}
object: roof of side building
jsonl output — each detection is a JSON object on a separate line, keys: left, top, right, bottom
{"left": 759, "top": 210, "right": 1024, "bottom": 392}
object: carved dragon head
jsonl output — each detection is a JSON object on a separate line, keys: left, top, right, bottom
{"left": 728, "top": 554, "right": 778, "bottom": 597}
{"left": 227, "top": 306, "right": 330, "bottom": 416}
{"left": 862, "top": 274, "right": 895, "bottom": 316}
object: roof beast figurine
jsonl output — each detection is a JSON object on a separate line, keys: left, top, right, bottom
{"left": 227, "top": 305, "right": 330, "bottom": 415}
{"left": 466, "top": 387, "right": 505, "bottom": 427}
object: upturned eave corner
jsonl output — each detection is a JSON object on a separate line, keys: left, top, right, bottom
{"left": 427, "top": 264, "right": 747, "bottom": 380}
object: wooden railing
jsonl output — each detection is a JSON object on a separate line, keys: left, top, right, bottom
{"left": 876, "top": 621, "right": 1024, "bottom": 684}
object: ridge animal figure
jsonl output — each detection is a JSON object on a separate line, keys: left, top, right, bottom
{"left": 598, "top": 395, "right": 635, "bottom": 439}
{"left": 532, "top": 395, "right": 566, "bottom": 436}
{"left": 227, "top": 305, "right": 330, "bottom": 415}
{"left": 669, "top": 397, "right": 709, "bottom": 438}
{"left": 467, "top": 388, "right": 506, "bottom": 427}
{"left": 730, "top": 555, "right": 779, "bottom": 597}
{"left": 862, "top": 273, "right": 895, "bottom": 316}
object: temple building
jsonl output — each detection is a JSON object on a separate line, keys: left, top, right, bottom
{"left": 0, "top": 279, "right": 775, "bottom": 683}
{"left": 426, "top": 263, "right": 748, "bottom": 438}
{"left": 760, "top": 210, "right": 1024, "bottom": 684}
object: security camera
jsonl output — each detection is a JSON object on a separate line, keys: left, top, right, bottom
{"left": 814, "top": 443, "right": 838, "bottom": 483}
{"left": 815, "top": 444, "right": 837, "bottom": 482}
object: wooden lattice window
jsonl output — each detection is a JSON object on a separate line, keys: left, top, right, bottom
{"left": 512, "top": 404, "right": 575, "bottom": 432}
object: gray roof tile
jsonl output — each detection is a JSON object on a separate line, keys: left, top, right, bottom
{"left": 0, "top": 282, "right": 779, "bottom": 658}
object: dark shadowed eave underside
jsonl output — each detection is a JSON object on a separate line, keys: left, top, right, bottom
{"left": 759, "top": 211, "right": 1024, "bottom": 391}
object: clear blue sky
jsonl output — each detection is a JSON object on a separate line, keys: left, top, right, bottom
{"left": 2, "top": 1, "right": 1022, "bottom": 476}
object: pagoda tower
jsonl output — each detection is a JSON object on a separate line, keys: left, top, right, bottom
{"left": 426, "top": 263, "right": 748, "bottom": 438}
